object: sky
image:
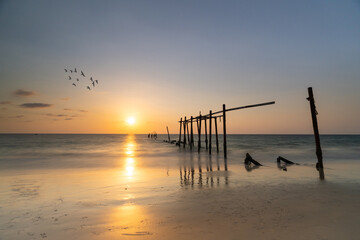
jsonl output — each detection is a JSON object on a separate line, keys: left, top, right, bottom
{"left": 0, "top": 0, "right": 359, "bottom": 134}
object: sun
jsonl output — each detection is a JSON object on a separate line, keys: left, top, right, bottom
{"left": 126, "top": 117, "right": 136, "bottom": 125}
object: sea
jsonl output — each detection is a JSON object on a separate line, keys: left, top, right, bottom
{"left": 0, "top": 134, "right": 359, "bottom": 170}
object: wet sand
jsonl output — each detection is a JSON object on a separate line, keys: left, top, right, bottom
{"left": 1, "top": 161, "right": 360, "bottom": 240}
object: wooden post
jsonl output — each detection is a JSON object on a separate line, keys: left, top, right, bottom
{"left": 204, "top": 117, "right": 208, "bottom": 149}
{"left": 198, "top": 115, "right": 202, "bottom": 151}
{"left": 215, "top": 117, "right": 219, "bottom": 153}
{"left": 223, "top": 104, "right": 227, "bottom": 159}
{"left": 190, "top": 116, "right": 194, "bottom": 149}
{"left": 209, "top": 110, "right": 212, "bottom": 155}
{"left": 307, "top": 87, "right": 324, "bottom": 169}
{"left": 186, "top": 120, "right": 190, "bottom": 144}
{"left": 178, "top": 118, "right": 182, "bottom": 147}
{"left": 166, "top": 126, "right": 171, "bottom": 142}
{"left": 183, "top": 116, "right": 187, "bottom": 148}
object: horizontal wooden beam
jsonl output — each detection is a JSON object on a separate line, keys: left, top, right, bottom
{"left": 179, "top": 101, "right": 275, "bottom": 122}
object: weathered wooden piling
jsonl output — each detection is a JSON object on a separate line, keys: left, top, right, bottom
{"left": 307, "top": 87, "right": 324, "bottom": 169}
{"left": 214, "top": 117, "right": 219, "bottom": 153}
{"left": 178, "top": 117, "right": 182, "bottom": 147}
{"left": 209, "top": 110, "right": 212, "bottom": 154}
{"left": 204, "top": 117, "right": 208, "bottom": 149}
{"left": 166, "top": 126, "right": 171, "bottom": 142}
{"left": 190, "top": 116, "right": 194, "bottom": 149}
{"left": 186, "top": 121, "right": 190, "bottom": 144}
{"left": 197, "top": 114, "right": 202, "bottom": 151}
{"left": 183, "top": 116, "right": 187, "bottom": 148}
{"left": 223, "top": 104, "right": 227, "bottom": 159}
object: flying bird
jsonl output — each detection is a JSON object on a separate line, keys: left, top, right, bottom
{"left": 87, "top": 86, "right": 91, "bottom": 90}
{"left": 90, "top": 77, "right": 93, "bottom": 81}
{"left": 95, "top": 80, "right": 98, "bottom": 84}
{"left": 81, "top": 71, "right": 85, "bottom": 77}
{"left": 76, "top": 78, "right": 79, "bottom": 81}
{"left": 92, "top": 81, "right": 95, "bottom": 87}
{"left": 74, "top": 68, "right": 77, "bottom": 73}
{"left": 72, "top": 83, "right": 76, "bottom": 87}
{"left": 64, "top": 69, "right": 68, "bottom": 72}
{"left": 68, "top": 76, "right": 71, "bottom": 80}
{"left": 70, "top": 70, "right": 73, "bottom": 73}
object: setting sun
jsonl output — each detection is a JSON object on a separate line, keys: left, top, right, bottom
{"left": 126, "top": 117, "right": 136, "bottom": 125}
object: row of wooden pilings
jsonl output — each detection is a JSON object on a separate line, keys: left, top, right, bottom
{"left": 174, "top": 87, "right": 324, "bottom": 172}
{"left": 177, "top": 101, "right": 276, "bottom": 159}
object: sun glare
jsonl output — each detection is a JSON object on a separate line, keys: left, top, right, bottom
{"left": 126, "top": 117, "right": 136, "bottom": 125}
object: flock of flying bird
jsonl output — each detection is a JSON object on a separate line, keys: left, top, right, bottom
{"left": 64, "top": 67, "right": 99, "bottom": 91}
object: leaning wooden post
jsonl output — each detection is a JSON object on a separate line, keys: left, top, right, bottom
{"left": 215, "top": 116, "right": 219, "bottom": 153}
{"left": 209, "top": 110, "right": 212, "bottom": 155}
{"left": 307, "top": 87, "right": 324, "bottom": 169}
{"left": 198, "top": 115, "right": 202, "bottom": 152}
{"left": 190, "top": 116, "right": 194, "bottom": 149}
{"left": 166, "top": 126, "right": 171, "bottom": 142}
{"left": 204, "top": 117, "right": 208, "bottom": 149}
{"left": 223, "top": 104, "right": 227, "bottom": 159}
{"left": 178, "top": 118, "right": 182, "bottom": 147}
{"left": 183, "top": 116, "right": 187, "bottom": 148}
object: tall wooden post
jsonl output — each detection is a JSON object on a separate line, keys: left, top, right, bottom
{"left": 215, "top": 117, "right": 219, "bottom": 153}
{"left": 190, "top": 116, "right": 194, "bottom": 148}
{"left": 204, "top": 117, "right": 208, "bottom": 149}
{"left": 198, "top": 115, "right": 202, "bottom": 152}
{"left": 209, "top": 110, "right": 212, "bottom": 155}
{"left": 183, "top": 116, "right": 187, "bottom": 148}
{"left": 186, "top": 121, "right": 190, "bottom": 144}
{"left": 178, "top": 117, "right": 182, "bottom": 147}
{"left": 223, "top": 104, "right": 227, "bottom": 159}
{"left": 166, "top": 126, "right": 171, "bottom": 142}
{"left": 307, "top": 87, "right": 324, "bottom": 169}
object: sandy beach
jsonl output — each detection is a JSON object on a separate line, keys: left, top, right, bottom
{"left": 1, "top": 135, "right": 360, "bottom": 240}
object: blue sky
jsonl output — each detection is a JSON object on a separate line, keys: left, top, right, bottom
{"left": 0, "top": 0, "right": 359, "bottom": 133}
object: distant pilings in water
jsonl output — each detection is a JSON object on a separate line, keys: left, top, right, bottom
{"left": 148, "top": 132, "right": 157, "bottom": 139}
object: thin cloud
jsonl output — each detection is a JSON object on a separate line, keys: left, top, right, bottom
{"left": 13, "top": 89, "right": 36, "bottom": 97}
{"left": 65, "top": 118, "right": 73, "bottom": 120}
{"left": 14, "top": 115, "right": 24, "bottom": 118}
{"left": 60, "top": 97, "right": 70, "bottom": 101}
{"left": 46, "top": 113, "right": 68, "bottom": 117}
{"left": 20, "top": 103, "right": 53, "bottom": 109}
{"left": 64, "top": 108, "right": 88, "bottom": 113}
{"left": 0, "top": 101, "right": 11, "bottom": 104}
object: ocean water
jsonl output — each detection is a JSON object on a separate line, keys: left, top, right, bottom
{"left": 0, "top": 134, "right": 359, "bottom": 170}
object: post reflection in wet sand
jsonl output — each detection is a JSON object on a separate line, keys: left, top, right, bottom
{"left": 179, "top": 152, "right": 228, "bottom": 188}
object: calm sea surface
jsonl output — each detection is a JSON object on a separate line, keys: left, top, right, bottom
{"left": 0, "top": 134, "right": 359, "bottom": 170}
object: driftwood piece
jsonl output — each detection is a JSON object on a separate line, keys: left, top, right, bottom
{"left": 277, "top": 156, "right": 295, "bottom": 165}
{"left": 244, "top": 153, "right": 262, "bottom": 166}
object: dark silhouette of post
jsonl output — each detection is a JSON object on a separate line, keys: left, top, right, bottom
{"left": 204, "top": 117, "right": 208, "bottom": 149}
{"left": 307, "top": 87, "right": 324, "bottom": 170}
{"left": 178, "top": 118, "right": 182, "bottom": 147}
{"left": 215, "top": 117, "right": 219, "bottom": 153}
{"left": 198, "top": 115, "right": 202, "bottom": 152}
{"left": 183, "top": 116, "right": 187, "bottom": 148}
{"left": 186, "top": 121, "right": 190, "bottom": 144}
{"left": 223, "top": 104, "right": 227, "bottom": 159}
{"left": 166, "top": 126, "right": 171, "bottom": 142}
{"left": 190, "top": 116, "right": 194, "bottom": 149}
{"left": 209, "top": 110, "right": 212, "bottom": 154}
